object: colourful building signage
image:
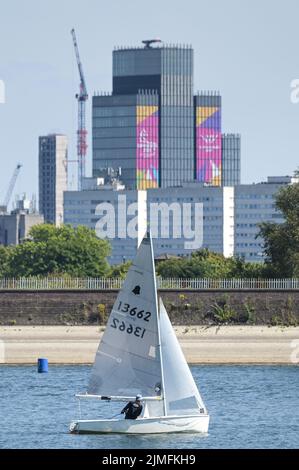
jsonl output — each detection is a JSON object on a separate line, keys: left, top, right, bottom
{"left": 196, "top": 107, "right": 222, "bottom": 186}
{"left": 136, "top": 106, "right": 159, "bottom": 189}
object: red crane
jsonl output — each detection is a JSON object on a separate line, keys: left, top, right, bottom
{"left": 71, "top": 28, "right": 88, "bottom": 190}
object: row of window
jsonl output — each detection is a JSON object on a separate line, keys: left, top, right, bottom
{"left": 236, "top": 204, "right": 276, "bottom": 209}
{"left": 236, "top": 252, "right": 263, "bottom": 258}
{"left": 236, "top": 243, "right": 262, "bottom": 248}
{"left": 236, "top": 213, "right": 277, "bottom": 219}
{"left": 236, "top": 194, "right": 274, "bottom": 199}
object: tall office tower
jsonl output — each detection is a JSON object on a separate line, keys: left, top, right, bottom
{"left": 221, "top": 134, "right": 241, "bottom": 186}
{"left": 93, "top": 43, "right": 194, "bottom": 189}
{"left": 39, "top": 134, "right": 68, "bottom": 225}
{"left": 194, "top": 92, "right": 222, "bottom": 186}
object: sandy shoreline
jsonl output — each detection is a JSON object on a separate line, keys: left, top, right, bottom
{"left": 0, "top": 325, "right": 299, "bottom": 365}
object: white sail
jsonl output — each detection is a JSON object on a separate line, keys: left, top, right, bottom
{"left": 88, "top": 233, "right": 162, "bottom": 399}
{"left": 159, "top": 298, "right": 207, "bottom": 416}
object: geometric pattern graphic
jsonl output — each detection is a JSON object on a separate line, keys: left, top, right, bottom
{"left": 196, "top": 106, "right": 222, "bottom": 186}
{"left": 136, "top": 106, "right": 159, "bottom": 190}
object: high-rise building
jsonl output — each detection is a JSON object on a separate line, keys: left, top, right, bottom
{"left": 92, "top": 42, "right": 240, "bottom": 190}
{"left": 222, "top": 134, "right": 241, "bottom": 186}
{"left": 39, "top": 134, "right": 68, "bottom": 225}
{"left": 93, "top": 44, "right": 193, "bottom": 189}
{"left": 194, "top": 93, "right": 222, "bottom": 186}
{"left": 93, "top": 92, "right": 160, "bottom": 190}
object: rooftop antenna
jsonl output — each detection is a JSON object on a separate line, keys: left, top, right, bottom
{"left": 142, "top": 38, "right": 162, "bottom": 49}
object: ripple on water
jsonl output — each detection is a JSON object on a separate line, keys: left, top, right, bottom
{"left": 0, "top": 365, "right": 298, "bottom": 449}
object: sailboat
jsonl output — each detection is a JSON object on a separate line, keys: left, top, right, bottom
{"left": 70, "top": 232, "right": 209, "bottom": 434}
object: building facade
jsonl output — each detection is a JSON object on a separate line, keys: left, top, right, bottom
{"left": 64, "top": 183, "right": 235, "bottom": 264}
{"left": 195, "top": 93, "right": 222, "bottom": 186}
{"left": 222, "top": 134, "right": 241, "bottom": 186}
{"left": 92, "top": 43, "right": 240, "bottom": 190}
{"left": 64, "top": 186, "right": 143, "bottom": 264}
{"left": 0, "top": 209, "right": 44, "bottom": 246}
{"left": 64, "top": 176, "right": 296, "bottom": 264}
{"left": 234, "top": 177, "right": 296, "bottom": 262}
{"left": 39, "top": 134, "right": 68, "bottom": 225}
{"left": 148, "top": 185, "right": 234, "bottom": 259}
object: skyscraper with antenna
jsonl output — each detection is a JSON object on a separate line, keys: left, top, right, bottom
{"left": 92, "top": 41, "right": 240, "bottom": 189}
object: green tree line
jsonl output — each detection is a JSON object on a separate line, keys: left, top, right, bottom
{"left": 0, "top": 225, "right": 111, "bottom": 278}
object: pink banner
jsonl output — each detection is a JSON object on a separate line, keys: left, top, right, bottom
{"left": 196, "top": 107, "right": 222, "bottom": 186}
{"left": 136, "top": 106, "right": 159, "bottom": 189}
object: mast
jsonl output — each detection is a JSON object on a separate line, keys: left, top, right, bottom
{"left": 150, "top": 232, "right": 167, "bottom": 416}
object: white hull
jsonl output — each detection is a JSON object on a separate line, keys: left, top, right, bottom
{"left": 70, "top": 414, "right": 209, "bottom": 434}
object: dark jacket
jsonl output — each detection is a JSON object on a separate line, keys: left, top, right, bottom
{"left": 121, "top": 401, "right": 143, "bottom": 420}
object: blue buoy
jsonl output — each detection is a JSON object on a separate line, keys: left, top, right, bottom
{"left": 38, "top": 358, "right": 48, "bottom": 373}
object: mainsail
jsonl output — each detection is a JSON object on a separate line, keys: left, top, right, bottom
{"left": 159, "top": 298, "right": 207, "bottom": 416}
{"left": 88, "top": 233, "right": 162, "bottom": 398}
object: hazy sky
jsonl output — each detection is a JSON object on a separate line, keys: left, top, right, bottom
{"left": 0, "top": 0, "right": 299, "bottom": 205}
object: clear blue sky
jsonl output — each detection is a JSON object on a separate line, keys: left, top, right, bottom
{"left": 0, "top": 0, "right": 298, "bottom": 204}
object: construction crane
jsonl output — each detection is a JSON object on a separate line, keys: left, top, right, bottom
{"left": 1, "top": 163, "right": 22, "bottom": 212}
{"left": 71, "top": 28, "right": 88, "bottom": 190}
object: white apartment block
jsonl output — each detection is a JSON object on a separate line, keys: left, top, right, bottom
{"left": 64, "top": 176, "right": 296, "bottom": 264}
{"left": 234, "top": 176, "right": 297, "bottom": 262}
{"left": 64, "top": 182, "right": 234, "bottom": 264}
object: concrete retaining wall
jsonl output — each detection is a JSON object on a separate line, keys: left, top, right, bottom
{"left": 0, "top": 290, "right": 299, "bottom": 326}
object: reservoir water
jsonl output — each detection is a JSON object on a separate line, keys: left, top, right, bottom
{"left": 0, "top": 365, "right": 298, "bottom": 449}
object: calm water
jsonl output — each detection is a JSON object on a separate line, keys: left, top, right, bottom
{"left": 0, "top": 365, "right": 298, "bottom": 449}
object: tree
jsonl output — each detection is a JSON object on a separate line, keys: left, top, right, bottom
{"left": 156, "top": 248, "right": 266, "bottom": 279}
{"left": 228, "top": 256, "right": 265, "bottom": 279}
{"left": 108, "top": 260, "right": 132, "bottom": 279}
{"left": 6, "top": 224, "right": 111, "bottom": 277}
{"left": 157, "top": 249, "right": 232, "bottom": 279}
{"left": 0, "top": 245, "right": 9, "bottom": 277}
{"left": 259, "top": 182, "right": 299, "bottom": 277}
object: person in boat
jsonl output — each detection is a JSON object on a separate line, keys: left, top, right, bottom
{"left": 121, "top": 394, "right": 143, "bottom": 420}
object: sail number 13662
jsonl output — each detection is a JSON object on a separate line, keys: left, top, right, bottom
{"left": 110, "top": 318, "right": 146, "bottom": 339}
{"left": 117, "top": 301, "right": 151, "bottom": 322}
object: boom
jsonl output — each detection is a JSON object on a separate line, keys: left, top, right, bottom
{"left": 3, "top": 163, "right": 22, "bottom": 208}
{"left": 71, "top": 28, "right": 88, "bottom": 99}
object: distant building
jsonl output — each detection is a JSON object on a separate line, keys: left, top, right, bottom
{"left": 0, "top": 196, "right": 44, "bottom": 246}
{"left": 64, "top": 185, "right": 143, "bottom": 264}
{"left": 194, "top": 93, "right": 222, "bottom": 186}
{"left": 64, "top": 176, "right": 297, "bottom": 264}
{"left": 222, "top": 134, "right": 241, "bottom": 186}
{"left": 64, "top": 183, "right": 234, "bottom": 264}
{"left": 148, "top": 184, "right": 234, "bottom": 259}
{"left": 234, "top": 176, "right": 297, "bottom": 262}
{"left": 39, "top": 134, "right": 68, "bottom": 225}
{"left": 92, "top": 43, "right": 240, "bottom": 190}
